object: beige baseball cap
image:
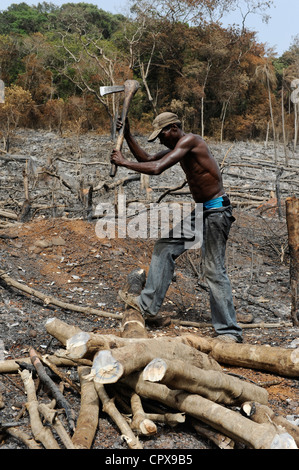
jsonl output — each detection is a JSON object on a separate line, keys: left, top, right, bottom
{"left": 148, "top": 112, "right": 181, "bottom": 142}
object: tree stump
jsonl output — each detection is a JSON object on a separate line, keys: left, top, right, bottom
{"left": 286, "top": 196, "right": 299, "bottom": 326}
{"left": 121, "top": 268, "right": 147, "bottom": 338}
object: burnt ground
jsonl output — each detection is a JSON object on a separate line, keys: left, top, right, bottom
{"left": 0, "top": 129, "right": 298, "bottom": 452}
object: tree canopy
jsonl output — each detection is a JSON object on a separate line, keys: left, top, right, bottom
{"left": 0, "top": 1, "right": 298, "bottom": 143}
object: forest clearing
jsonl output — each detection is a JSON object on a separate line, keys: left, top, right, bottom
{"left": 0, "top": 128, "right": 298, "bottom": 451}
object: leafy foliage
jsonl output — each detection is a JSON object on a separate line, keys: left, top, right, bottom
{"left": 0, "top": 1, "right": 298, "bottom": 141}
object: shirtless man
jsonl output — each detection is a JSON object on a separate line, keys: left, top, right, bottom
{"left": 111, "top": 112, "right": 243, "bottom": 342}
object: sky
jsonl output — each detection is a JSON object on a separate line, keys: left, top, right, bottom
{"left": 0, "top": 0, "right": 298, "bottom": 56}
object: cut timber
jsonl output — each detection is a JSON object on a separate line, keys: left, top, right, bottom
{"left": 85, "top": 338, "right": 221, "bottom": 384}
{"left": 241, "top": 401, "right": 299, "bottom": 447}
{"left": 45, "top": 317, "right": 83, "bottom": 346}
{"left": 143, "top": 357, "right": 268, "bottom": 406}
{"left": 71, "top": 366, "right": 99, "bottom": 449}
{"left": 181, "top": 335, "right": 299, "bottom": 377}
{"left": 65, "top": 331, "right": 118, "bottom": 359}
{"left": 286, "top": 196, "right": 299, "bottom": 326}
{"left": 123, "top": 372, "right": 297, "bottom": 449}
{"left": 121, "top": 308, "right": 147, "bottom": 338}
{"left": 130, "top": 393, "right": 157, "bottom": 436}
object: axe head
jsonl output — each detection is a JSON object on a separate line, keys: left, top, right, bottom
{"left": 100, "top": 85, "right": 125, "bottom": 97}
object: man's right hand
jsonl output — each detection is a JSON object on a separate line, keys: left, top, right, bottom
{"left": 116, "top": 117, "right": 130, "bottom": 136}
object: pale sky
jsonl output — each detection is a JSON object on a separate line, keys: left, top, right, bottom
{"left": 0, "top": 0, "right": 298, "bottom": 56}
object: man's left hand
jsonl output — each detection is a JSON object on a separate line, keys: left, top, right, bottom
{"left": 111, "top": 149, "right": 126, "bottom": 166}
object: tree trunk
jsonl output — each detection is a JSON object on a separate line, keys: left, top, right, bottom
{"left": 143, "top": 357, "right": 268, "bottom": 406}
{"left": 181, "top": 335, "right": 299, "bottom": 377}
{"left": 71, "top": 366, "right": 99, "bottom": 449}
{"left": 286, "top": 196, "right": 299, "bottom": 326}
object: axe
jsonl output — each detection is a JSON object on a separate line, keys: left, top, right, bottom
{"left": 100, "top": 79, "right": 140, "bottom": 177}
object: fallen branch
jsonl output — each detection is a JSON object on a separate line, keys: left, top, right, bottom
{"left": 94, "top": 382, "right": 142, "bottom": 449}
{"left": 0, "top": 354, "right": 91, "bottom": 373}
{"left": 71, "top": 366, "right": 99, "bottom": 449}
{"left": 0, "top": 269, "right": 122, "bottom": 321}
{"left": 19, "top": 369, "right": 61, "bottom": 449}
{"left": 29, "top": 347, "right": 76, "bottom": 432}
{"left": 4, "top": 427, "right": 42, "bottom": 449}
{"left": 38, "top": 403, "right": 75, "bottom": 449}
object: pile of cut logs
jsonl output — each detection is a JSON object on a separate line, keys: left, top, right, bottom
{"left": 0, "top": 269, "right": 298, "bottom": 450}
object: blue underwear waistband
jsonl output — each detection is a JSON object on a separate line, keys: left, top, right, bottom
{"left": 203, "top": 194, "right": 230, "bottom": 210}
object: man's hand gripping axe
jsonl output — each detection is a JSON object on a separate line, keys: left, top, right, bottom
{"left": 100, "top": 80, "right": 140, "bottom": 177}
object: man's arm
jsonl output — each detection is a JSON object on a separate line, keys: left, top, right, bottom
{"left": 118, "top": 118, "right": 168, "bottom": 163}
{"left": 111, "top": 135, "right": 193, "bottom": 175}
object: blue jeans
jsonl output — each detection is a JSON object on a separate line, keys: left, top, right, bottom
{"left": 138, "top": 205, "right": 243, "bottom": 341}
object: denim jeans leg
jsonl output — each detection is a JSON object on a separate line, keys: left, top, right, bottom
{"left": 202, "top": 208, "right": 243, "bottom": 340}
{"left": 138, "top": 236, "right": 186, "bottom": 316}
{"left": 138, "top": 208, "right": 200, "bottom": 316}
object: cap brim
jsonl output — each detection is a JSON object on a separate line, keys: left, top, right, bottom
{"left": 148, "top": 128, "right": 162, "bottom": 142}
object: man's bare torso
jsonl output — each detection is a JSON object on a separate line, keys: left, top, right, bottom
{"left": 178, "top": 134, "right": 224, "bottom": 203}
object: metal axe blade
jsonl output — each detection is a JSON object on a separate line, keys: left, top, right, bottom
{"left": 100, "top": 85, "right": 125, "bottom": 96}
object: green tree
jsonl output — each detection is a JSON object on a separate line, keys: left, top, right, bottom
{"left": 0, "top": 3, "right": 50, "bottom": 35}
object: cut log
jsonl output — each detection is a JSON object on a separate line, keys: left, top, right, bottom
{"left": 121, "top": 309, "right": 147, "bottom": 339}
{"left": 65, "top": 331, "right": 116, "bottom": 359}
{"left": 145, "top": 412, "right": 185, "bottom": 428}
{"left": 241, "top": 401, "right": 299, "bottom": 447}
{"left": 85, "top": 338, "right": 221, "bottom": 384}
{"left": 71, "top": 366, "right": 99, "bottom": 449}
{"left": 130, "top": 393, "right": 157, "bottom": 436}
{"left": 45, "top": 317, "right": 83, "bottom": 346}
{"left": 122, "top": 372, "right": 297, "bottom": 449}
{"left": 143, "top": 357, "right": 268, "bottom": 406}
{"left": 181, "top": 335, "right": 299, "bottom": 377}
{"left": 286, "top": 196, "right": 299, "bottom": 326}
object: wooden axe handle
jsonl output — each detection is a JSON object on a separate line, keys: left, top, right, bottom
{"left": 110, "top": 80, "right": 140, "bottom": 177}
